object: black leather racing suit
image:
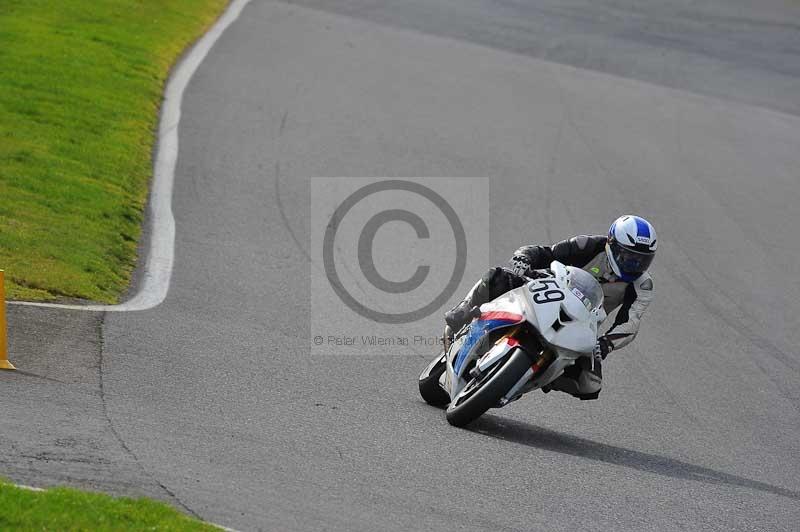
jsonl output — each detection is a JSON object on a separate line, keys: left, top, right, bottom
{"left": 447, "top": 235, "right": 654, "bottom": 400}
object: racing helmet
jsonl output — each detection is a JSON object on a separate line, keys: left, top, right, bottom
{"left": 606, "top": 215, "right": 657, "bottom": 282}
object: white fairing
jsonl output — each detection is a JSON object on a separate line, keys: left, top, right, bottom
{"left": 442, "top": 290, "right": 527, "bottom": 398}
{"left": 525, "top": 262, "right": 599, "bottom": 354}
{"left": 443, "top": 261, "right": 606, "bottom": 403}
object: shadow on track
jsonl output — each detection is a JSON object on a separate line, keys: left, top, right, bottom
{"left": 469, "top": 415, "right": 799, "bottom": 501}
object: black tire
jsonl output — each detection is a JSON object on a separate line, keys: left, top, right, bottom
{"left": 418, "top": 353, "right": 450, "bottom": 407}
{"left": 445, "top": 348, "right": 531, "bottom": 427}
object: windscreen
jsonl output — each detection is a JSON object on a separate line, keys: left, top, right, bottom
{"left": 566, "top": 267, "right": 604, "bottom": 311}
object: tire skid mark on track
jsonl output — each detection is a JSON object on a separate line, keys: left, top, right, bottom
{"left": 96, "top": 315, "right": 201, "bottom": 519}
{"left": 668, "top": 265, "right": 800, "bottom": 411}
{"left": 274, "top": 161, "right": 312, "bottom": 262}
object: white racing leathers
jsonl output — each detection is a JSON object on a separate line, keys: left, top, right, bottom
{"left": 575, "top": 245, "right": 654, "bottom": 350}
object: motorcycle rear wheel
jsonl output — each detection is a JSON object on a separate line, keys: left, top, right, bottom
{"left": 445, "top": 348, "right": 531, "bottom": 427}
{"left": 418, "top": 353, "right": 450, "bottom": 407}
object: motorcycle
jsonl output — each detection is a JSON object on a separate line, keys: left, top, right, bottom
{"left": 418, "top": 261, "right": 607, "bottom": 427}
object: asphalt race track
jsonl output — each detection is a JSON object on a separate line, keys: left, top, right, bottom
{"left": 3, "top": 1, "right": 800, "bottom": 530}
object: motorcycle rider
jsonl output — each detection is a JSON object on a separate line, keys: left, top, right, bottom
{"left": 444, "top": 215, "right": 657, "bottom": 400}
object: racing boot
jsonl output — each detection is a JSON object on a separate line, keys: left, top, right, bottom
{"left": 443, "top": 269, "right": 502, "bottom": 332}
{"left": 444, "top": 300, "right": 480, "bottom": 333}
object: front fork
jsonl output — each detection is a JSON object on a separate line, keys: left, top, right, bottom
{"left": 442, "top": 325, "right": 454, "bottom": 354}
{"left": 530, "top": 347, "right": 554, "bottom": 376}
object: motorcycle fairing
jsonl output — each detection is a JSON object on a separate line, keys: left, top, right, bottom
{"left": 521, "top": 266, "right": 599, "bottom": 356}
{"left": 453, "top": 310, "right": 524, "bottom": 374}
{"left": 476, "top": 336, "right": 520, "bottom": 374}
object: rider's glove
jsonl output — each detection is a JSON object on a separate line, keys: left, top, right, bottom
{"left": 510, "top": 257, "right": 530, "bottom": 277}
{"left": 594, "top": 336, "right": 614, "bottom": 360}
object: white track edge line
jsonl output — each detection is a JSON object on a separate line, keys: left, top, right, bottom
{"left": 9, "top": 0, "right": 253, "bottom": 312}
{"left": 12, "top": 483, "right": 45, "bottom": 492}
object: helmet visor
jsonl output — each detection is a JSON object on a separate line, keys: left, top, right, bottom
{"left": 611, "top": 242, "right": 654, "bottom": 275}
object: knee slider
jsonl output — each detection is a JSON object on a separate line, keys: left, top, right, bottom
{"left": 579, "top": 370, "right": 602, "bottom": 394}
{"left": 578, "top": 391, "right": 601, "bottom": 401}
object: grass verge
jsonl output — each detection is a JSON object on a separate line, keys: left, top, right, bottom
{"left": 0, "top": 0, "right": 229, "bottom": 302}
{"left": 0, "top": 479, "right": 221, "bottom": 531}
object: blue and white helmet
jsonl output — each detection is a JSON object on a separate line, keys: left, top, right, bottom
{"left": 606, "top": 215, "right": 657, "bottom": 282}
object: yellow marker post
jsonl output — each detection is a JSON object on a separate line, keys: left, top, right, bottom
{"left": 0, "top": 270, "right": 15, "bottom": 370}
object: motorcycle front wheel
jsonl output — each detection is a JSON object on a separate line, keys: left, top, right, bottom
{"left": 445, "top": 348, "right": 531, "bottom": 427}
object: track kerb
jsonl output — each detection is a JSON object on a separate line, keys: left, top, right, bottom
{"left": 0, "top": 270, "right": 16, "bottom": 371}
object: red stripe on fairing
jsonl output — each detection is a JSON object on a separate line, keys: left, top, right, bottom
{"left": 480, "top": 311, "right": 523, "bottom": 322}
{"left": 505, "top": 337, "right": 520, "bottom": 347}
